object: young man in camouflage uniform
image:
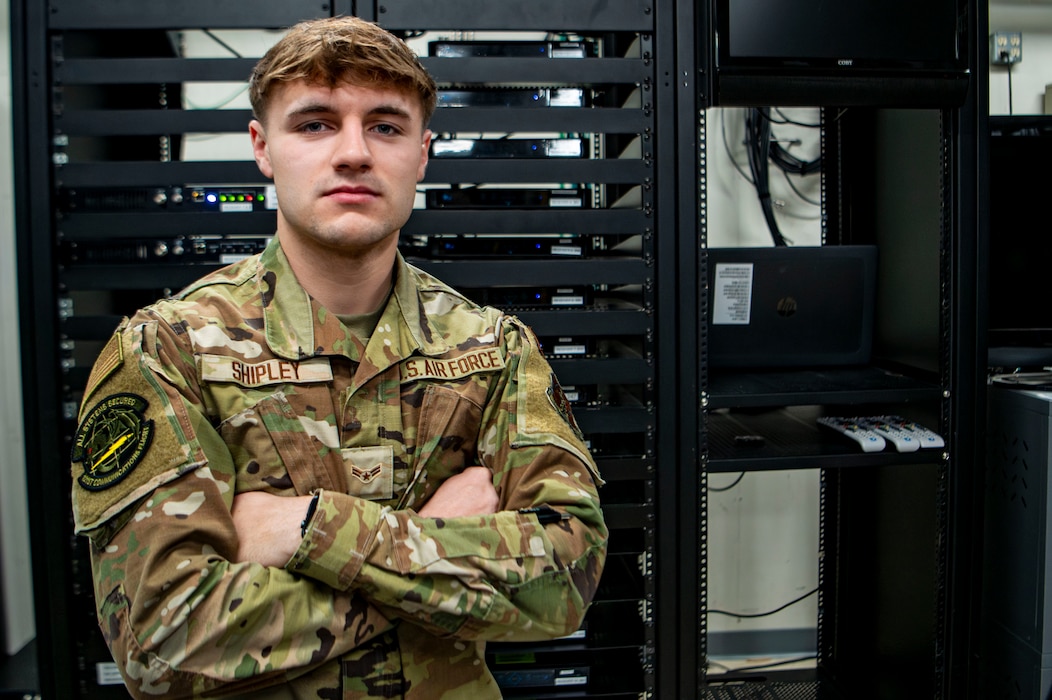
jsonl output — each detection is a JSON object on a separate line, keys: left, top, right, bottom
{"left": 70, "top": 15, "right": 607, "bottom": 699}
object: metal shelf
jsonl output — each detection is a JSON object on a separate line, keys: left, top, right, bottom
{"left": 57, "top": 57, "right": 259, "bottom": 84}
{"left": 375, "top": 0, "right": 653, "bottom": 32}
{"left": 706, "top": 406, "right": 946, "bottom": 473}
{"left": 706, "top": 365, "right": 942, "bottom": 410}
{"left": 407, "top": 257, "right": 650, "bottom": 287}
{"left": 48, "top": 0, "right": 332, "bottom": 29}
{"left": 422, "top": 56, "right": 648, "bottom": 84}
{"left": 405, "top": 209, "right": 649, "bottom": 235}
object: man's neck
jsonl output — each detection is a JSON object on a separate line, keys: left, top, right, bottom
{"left": 278, "top": 233, "right": 398, "bottom": 316}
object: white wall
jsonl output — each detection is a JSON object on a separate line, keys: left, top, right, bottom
{"left": 989, "top": 1, "right": 1052, "bottom": 115}
{"left": 0, "top": 0, "right": 37, "bottom": 656}
{"left": 704, "top": 108, "right": 822, "bottom": 649}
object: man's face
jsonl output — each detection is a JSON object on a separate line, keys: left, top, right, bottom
{"left": 249, "top": 79, "right": 431, "bottom": 257}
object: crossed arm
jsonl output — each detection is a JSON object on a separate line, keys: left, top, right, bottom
{"left": 231, "top": 466, "right": 500, "bottom": 567}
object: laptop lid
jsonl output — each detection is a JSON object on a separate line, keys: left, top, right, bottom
{"left": 707, "top": 245, "right": 878, "bottom": 368}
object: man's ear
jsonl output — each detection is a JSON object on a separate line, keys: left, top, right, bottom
{"left": 417, "top": 129, "right": 433, "bottom": 182}
{"left": 249, "top": 119, "right": 274, "bottom": 179}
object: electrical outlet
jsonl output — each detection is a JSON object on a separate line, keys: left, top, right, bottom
{"left": 991, "top": 32, "right": 1022, "bottom": 65}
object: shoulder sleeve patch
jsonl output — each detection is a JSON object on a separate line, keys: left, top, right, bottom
{"left": 71, "top": 393, "right": 154, "bottom": 492}
{"left": 71, "top": 320, "right": 206, "bottom": 536}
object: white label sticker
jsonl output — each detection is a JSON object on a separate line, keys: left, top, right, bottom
{"left": 554, "top": 675, "right": 588, "bottom": 686}
{"left": 550, "top": 245, "right": 583, "bottom": 256}
{"left": 713, "top": 262, "right": 754, "bottom": 325}
{"left": 264, "top": 185, "right": 279, "bottom": 210}
{"left": 549, "top": 140, "right": 583, "bottom": 157}
{"left": 553, "top": 344, "right": 587, "bottom": 355}
{"left": 550, "top": 88, "right": 584, "bottom": 107}
{"left": 97, "top": 662, "right": 124, "bottom": 685}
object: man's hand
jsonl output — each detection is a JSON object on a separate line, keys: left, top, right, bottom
{"left": 417, "top": 466, "right": 499, "bottom": 519}
{"left": 231, "top": 491, "right": 313, "bottom": 567}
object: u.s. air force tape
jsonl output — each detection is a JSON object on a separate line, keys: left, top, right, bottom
{"left": 401, "top": 347, "right": 506, "bottom": 382}
{"left": 71, "top": 393, "right": 154, "bottom": 492}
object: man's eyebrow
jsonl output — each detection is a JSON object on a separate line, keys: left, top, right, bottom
{"left": 282, "top": 102, "right": 414, "bottom": 122}
{"left": 283, "top": 102, "right": 335, "bottom": 122}
{"left": 369, "top": 104, "right": 414, "bottom": 120}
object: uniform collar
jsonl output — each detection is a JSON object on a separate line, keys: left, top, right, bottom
{"left": 258, "top": 238, "right": 450, "bottom": 364}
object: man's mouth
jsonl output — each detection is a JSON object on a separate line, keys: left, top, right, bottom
{"left": 324, "top": 185, "right": 380, "bottom": 203}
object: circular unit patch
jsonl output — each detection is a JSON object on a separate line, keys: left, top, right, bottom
{"left": 72, "top": 393, "right": 155, "bottom": 492}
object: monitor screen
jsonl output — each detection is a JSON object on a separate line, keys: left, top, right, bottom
{"left": 988, "top": 116, "right": 1052, "bottom": 365}
{"left": 716, "top": 0, "right": 966, "bottom": 71}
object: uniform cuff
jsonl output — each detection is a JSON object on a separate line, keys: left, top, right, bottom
{"left": 285, "top": 491, "right": 386, "bottom": 590}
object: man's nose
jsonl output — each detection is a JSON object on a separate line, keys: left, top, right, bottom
{"left": 331, "top": 125, "right": 373, "bottom": 170}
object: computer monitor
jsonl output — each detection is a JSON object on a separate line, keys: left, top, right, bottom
{"left": 712, "top": 0, "right": 970, "bottom": 106}
{"left": 987, "top": 116, "right": 1052, "bottom": 368}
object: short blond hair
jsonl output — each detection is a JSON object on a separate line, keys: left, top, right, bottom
{"left": 249, "top": 16, "right": 437, "bottom": 127}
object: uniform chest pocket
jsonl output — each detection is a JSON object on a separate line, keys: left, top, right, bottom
{"left": 400, "top": 383, "right": 484, "bottom": 509}
{"left": 221, "top": 390, "right": 346, "bottom": 496}
{"left": 342, "top": 445, "right": 394, "bottom": 500}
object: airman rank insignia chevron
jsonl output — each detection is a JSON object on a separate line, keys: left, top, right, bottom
{"left": 71, "top": 393, "right": 154, "bottom": 492}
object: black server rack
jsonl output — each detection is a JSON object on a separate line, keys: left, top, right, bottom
{"left": 12, "top": 0, "right": 675, "bottom": 697}
{"left": 684, "top": 0, "right": 984, "bottom": 698}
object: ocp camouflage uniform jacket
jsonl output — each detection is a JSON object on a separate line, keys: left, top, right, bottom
{"left": 70, "top": 239, "right": 608, "bottom": 699}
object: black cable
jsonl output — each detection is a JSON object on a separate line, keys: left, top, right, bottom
{"left": 1008, "top": 64, "right": 1014, "bottom": 115}
{"left": 744, "top": 107, "right": 788, "bottom": 246}
{"left": 755, "top": 107, "right": 821, "bottom": 178}
{"left": 771, "top": 107, "right": 821, "bottom": 128}
{"left": 769, "top": 141, "right": 821, "bottom": 177}
{"left": 706, "top": 586, "right": 818, "bottom": 618}
{"left": 202, "top": 29, "right": 242, "bottom": 58}
{"left": 721, "top": 111, "right": 754, "bottom": 185}
{"left": 744, "top": 108, "right": 772, "bottom": 237}
{"left": 727, "top": 110, "right": 816, "bottom": 215}
{"left": 708, "top": 472, "right": 745, "bottom": 492}
{"left": 718, "top": 654, "right": 818, "bottom": 674}
{"left": 780, "top": 167, "right": 821, "bottom": 208}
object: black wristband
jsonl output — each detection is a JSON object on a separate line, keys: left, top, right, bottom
{"left": 300, "top": 491, "right": 321, "bottom": 538}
